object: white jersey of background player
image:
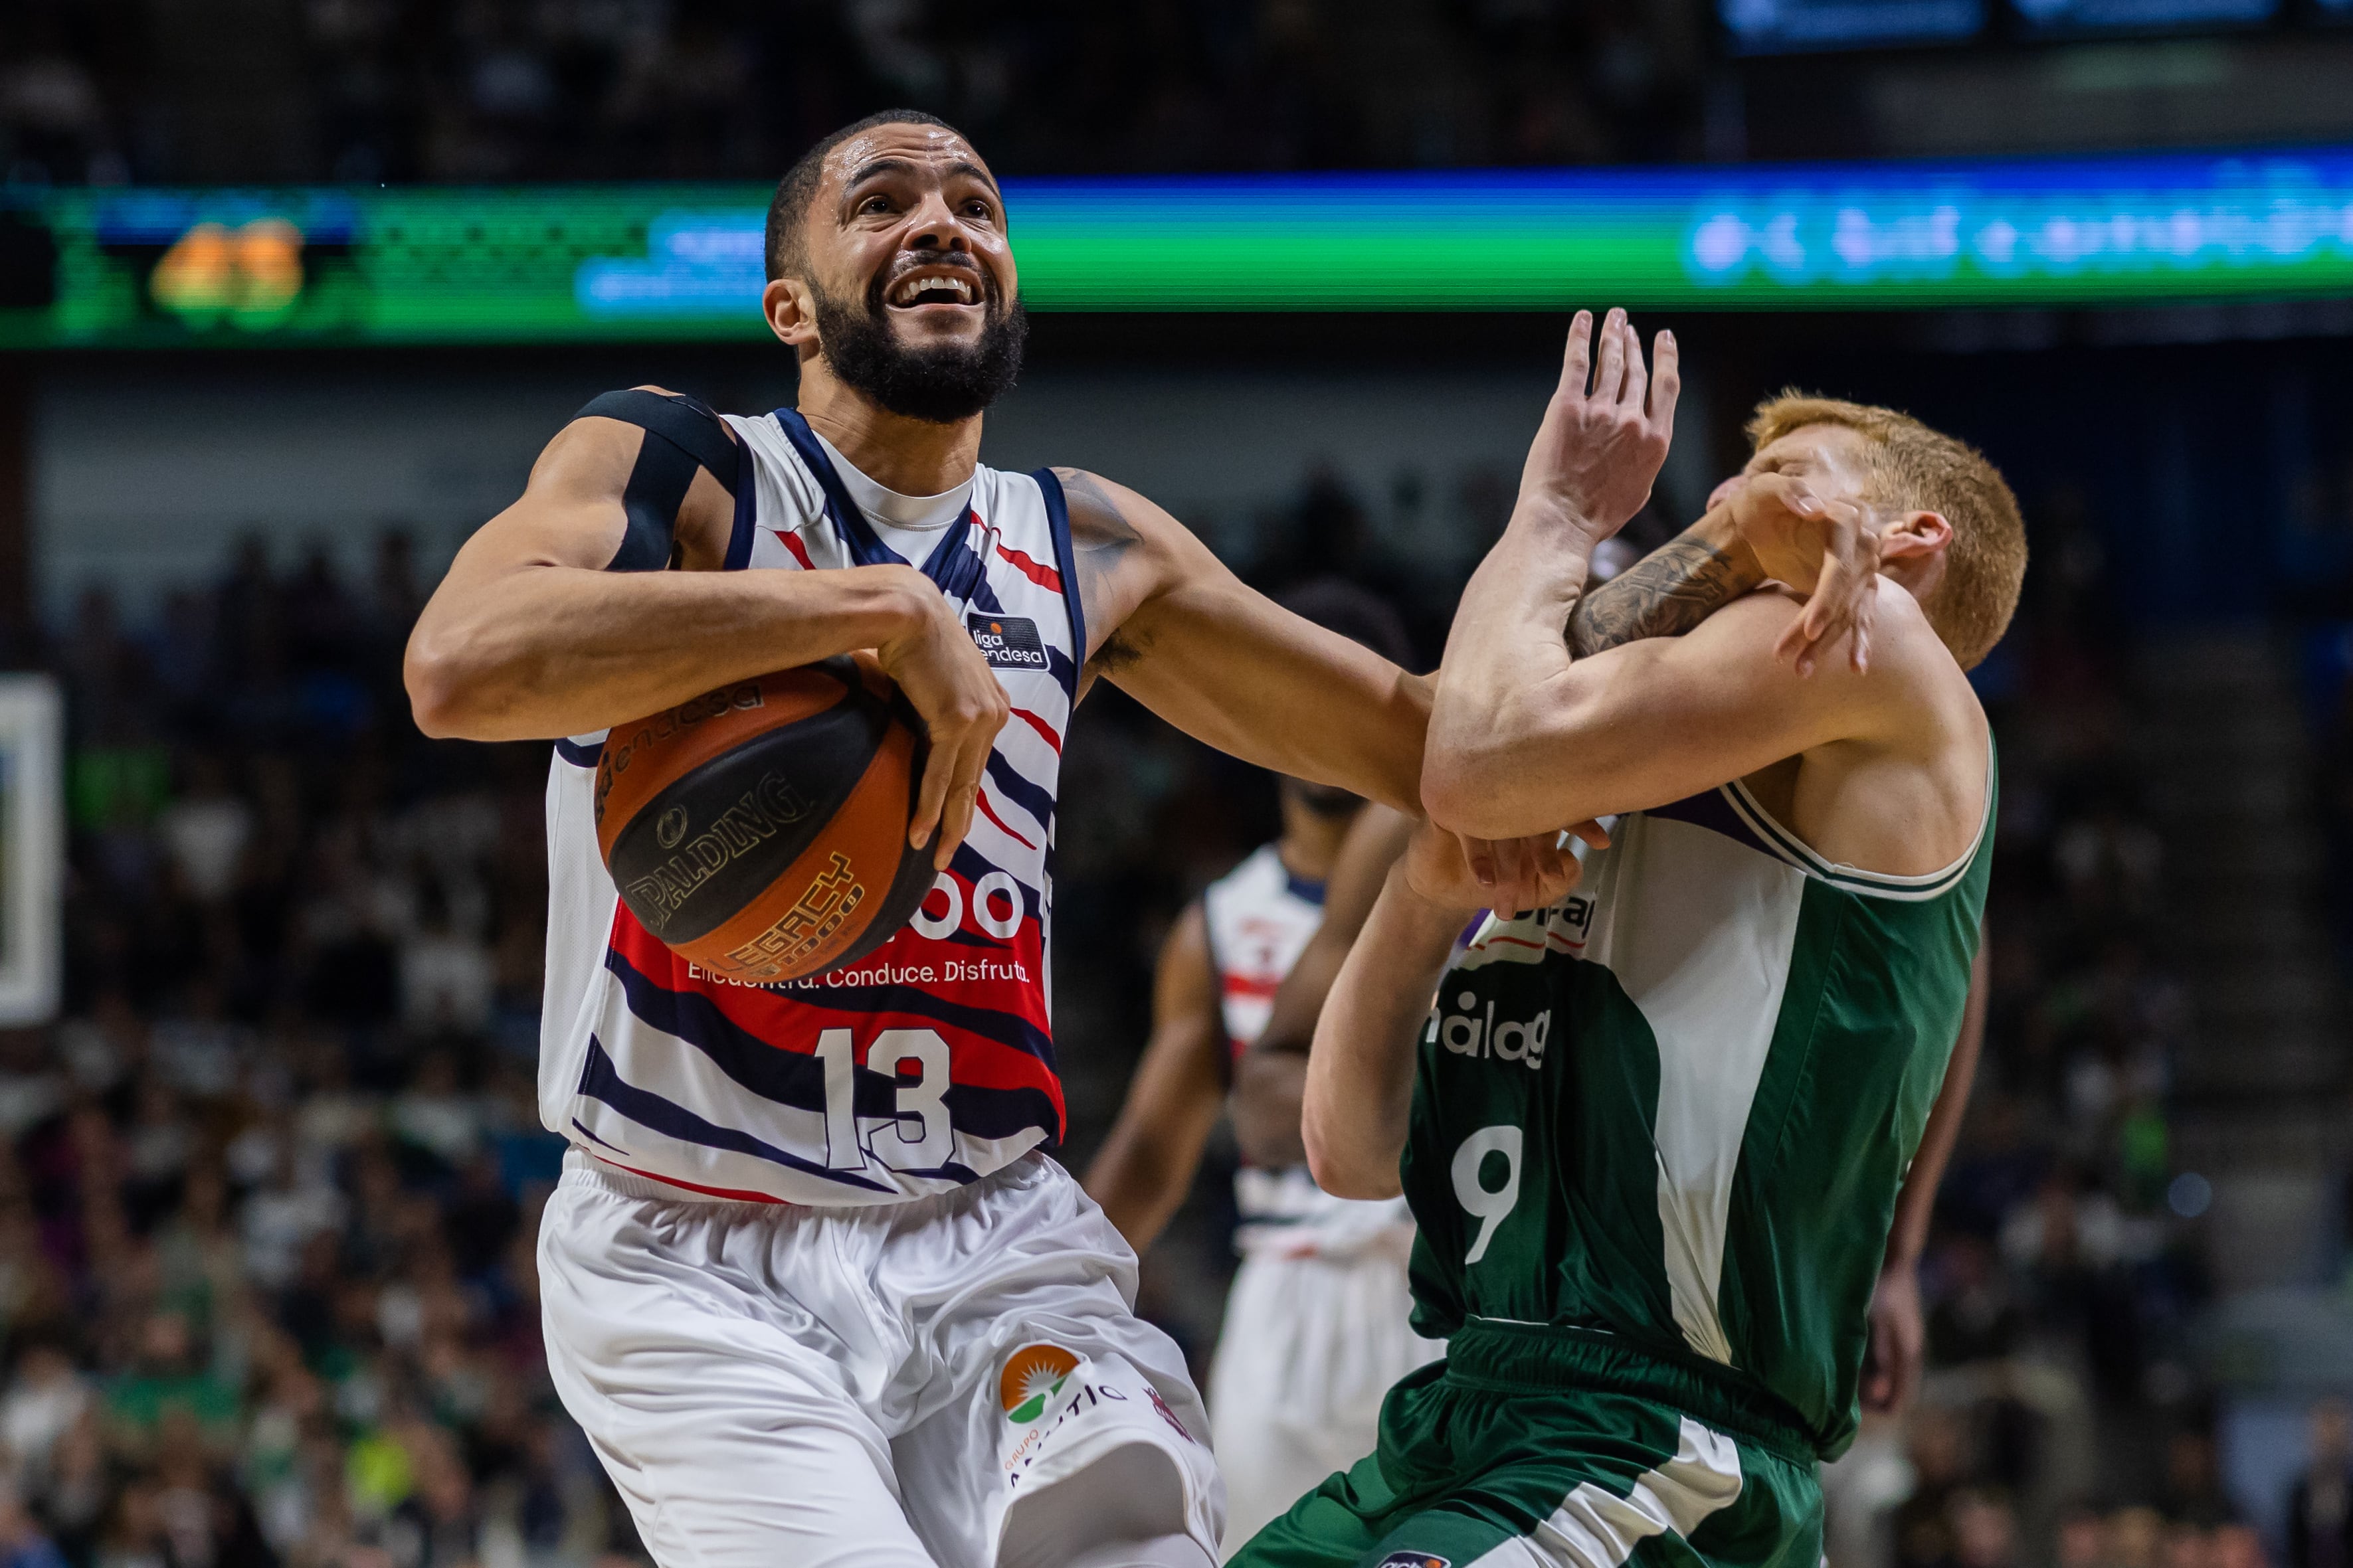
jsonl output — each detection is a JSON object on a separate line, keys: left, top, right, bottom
{"left": 397, "top": 109, "right": 1525, "bottom": 1568}
{"left": 1084, "top": 582, "right": 1442, "bottom": 1554}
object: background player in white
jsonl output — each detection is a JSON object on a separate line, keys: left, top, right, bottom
{"left": 402, "top": 109, "right": 1651, "bottom": 1568}
{"left": 1083, "top": 583, "right": 1444, "bottom": 1556}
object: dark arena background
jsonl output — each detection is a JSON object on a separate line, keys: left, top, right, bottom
{"left": 3, "top": 4, "right": 2353, "bottom": 1567}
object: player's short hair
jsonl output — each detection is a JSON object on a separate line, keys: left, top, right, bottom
{"left": 1746, "top": 393, "right": 2026, "bottom": 671}
{"left": 765, "top": 108, "right": 973, "bottom": 284}
{"left": 1277, "top": 578, "right": 1416, "bottom": 669}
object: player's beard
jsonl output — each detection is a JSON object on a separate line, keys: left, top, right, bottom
{"left": 810, "top": 272, "right": 1027, "bottom": 425}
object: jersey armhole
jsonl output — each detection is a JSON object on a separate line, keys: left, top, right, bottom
{"left": 1033, "top": 468, "right": 1087, "bottom": 673}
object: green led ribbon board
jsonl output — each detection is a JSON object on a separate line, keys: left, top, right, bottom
{"left": 2, "top": 149, "right": 2350, "bottom": 346}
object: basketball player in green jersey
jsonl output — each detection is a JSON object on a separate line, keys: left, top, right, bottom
{"left": 1230, "top": 309, "right": 2026, "bottom": 1568}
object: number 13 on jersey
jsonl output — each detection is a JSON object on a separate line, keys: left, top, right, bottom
{"left": 814, "top": 1028, "right": 953, "bottom": 1173}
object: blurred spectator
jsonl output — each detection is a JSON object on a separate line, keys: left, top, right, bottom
{"left": 2289, "top": 1399, "right": 2353, "bottom": 1568}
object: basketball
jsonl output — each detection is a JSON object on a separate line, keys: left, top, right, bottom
{"left": 592, "top": 654, "right": 938, "bottom": 983}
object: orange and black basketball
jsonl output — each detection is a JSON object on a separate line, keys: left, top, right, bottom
{"left": 593, "top": 655, "right": 937, "bottom": 983}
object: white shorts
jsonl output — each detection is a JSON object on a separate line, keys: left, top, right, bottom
{"left": 1207, "top": 1235, "right": 1443, "bottom": 1555}
{"left": 540, "top": 1150, "right": 1224, "bottom": 1568}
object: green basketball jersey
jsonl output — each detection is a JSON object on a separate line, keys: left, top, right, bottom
{"left": 1400, "top": 762, "right": 1993, "bottom": 1460}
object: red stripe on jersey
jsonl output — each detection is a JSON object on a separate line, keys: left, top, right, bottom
{"left": 593, "top": 1156, "right": 789, "bottom": 1204}
{"left": 1006, "top": 707, "right": 1063, "bottom": 754}
{"left": 773, "top": 529, "right": 816, "bottom": 570}
{"left": 975, "top": 788, "right": 1037, "bottom": 850}
{"left": 1222, "top": 974, "right": 1281, "bottom": 999}
{"left": 609, "top": 911, "right": 1056, "bottom": 1051}
{"left": 994, "top": 542, "right": 1063, "bottom": 592}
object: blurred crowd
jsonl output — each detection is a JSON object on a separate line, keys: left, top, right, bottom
{"left": 0, "top": 0, "right": 1707, "bottom": 189}
{"left": 0, "top": 454, "right": 2314, "bottom": 1568}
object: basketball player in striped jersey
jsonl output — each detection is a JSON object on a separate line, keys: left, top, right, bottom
{"left": 405, "top": 108, "right": 1874, "bottom": 1568}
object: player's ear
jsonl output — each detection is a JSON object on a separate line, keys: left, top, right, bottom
{"left": 763, "top": 276, "right": 819, "bottom": 350}
{"left": 1879, "top": 509, "right": 1950, "bottom": 562}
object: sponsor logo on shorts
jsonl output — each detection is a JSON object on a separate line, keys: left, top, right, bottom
{"left": 999, "top": 1343, "right": 1081, "bottom": 1424}
{"left": 966, "top": 614, "right": 1049, "bottom": 671}
{"left": 1143, "top": 1385, "right": 1193, "bottom": 1442}
{"left": 1372, "top": 1554, "right": 1451, "bottom": 1568}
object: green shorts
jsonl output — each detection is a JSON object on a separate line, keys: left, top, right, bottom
{"left": 1226, "top": 1322, "right": 1824, "bottom": 1568}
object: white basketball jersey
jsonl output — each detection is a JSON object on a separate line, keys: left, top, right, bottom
{"left": 540, "top": 407, "right": 1083, "bottom": 1207}
{"left": 1200, "top": 841, "right": 1414, "bottom": 1253}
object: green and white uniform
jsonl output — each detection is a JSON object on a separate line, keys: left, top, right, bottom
{"left": 1231, "top": 762, "right": 1992, "bottom": 1568}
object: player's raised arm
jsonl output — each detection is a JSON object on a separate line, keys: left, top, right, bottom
{"left": 1083, "top": 904, "right": 1230, "bottom": 1251}
{"left": 1053, "top": 469, "right": 1430, "bottom": 818}
{"left": 405, "top": 392, "right": 1008, "bottom": 867}
{"left": 1424, "top": 313, "right": 1901, "bottom": 842}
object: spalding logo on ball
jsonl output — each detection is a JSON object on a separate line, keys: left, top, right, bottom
{"left": 593, "top": 655, "right": 939, "bottom": 983}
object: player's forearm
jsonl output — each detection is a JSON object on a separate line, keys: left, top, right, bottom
{"left": 407, "top": 563, "right": 929, "bottom": 740}
{"left": 1230, "top": 1052, "right": 1309, "bottom": 1170}
{"left": 1424, "top": 507, "right": 1598, "bottom": 834}
{"left": 1082, "top": 1124, "right": 1196, "bottom": 1252}
{"left": 1567, "top": 506, "right": 1764, "bottom": 658}
{"left": 1303, "top": 870, "right": 1463, "bottom": 1200}
{"left": 1114, "top": 643, "right": 1429, "bottom": 816}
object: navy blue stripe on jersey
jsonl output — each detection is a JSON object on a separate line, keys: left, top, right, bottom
{"left": 578, "top": 1036, "right": 894, "bottom": 1192}
{"left": 947, "top": 840, "right": 1042, "bottom": 922}
{"left": 1646, "top": 786, "right": 1780, "bottom": 860}
{"left": 771, "top": 408, "right": 988, "bottom": 602}
{"left": 553, "top": 737, "right": 600, "bottom": 768}
{"left": 984, "top": 753, "right": 1056, "bottom": 836}
{"left": 1046, "top": 646, "right": 1080, "bottom": 699}
{"left": 723, "top": 434, "right": 757, "bottom": 570}
{"left": 1034, "top": 468, "right": 1087, "bottom": 671}
{"left": 607, "top": 944, "right": 1060, "bottom": 1109}
{"left": 1286, "top": 871, "right": 1327, "bottom": 906}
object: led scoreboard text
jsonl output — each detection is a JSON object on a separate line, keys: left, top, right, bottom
{"left": 3, "top": 145, "right": 2351, "bottom": 347}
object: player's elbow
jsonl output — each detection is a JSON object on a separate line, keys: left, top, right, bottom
{"left": 1301, "top": 1108, "right": 1402, "bottom": 1202}
{"left": 1420, "top": 746, "right": 1523, "bottom": 841}
{"left": 403, "top": 625, "right": 500, "bottom": 740}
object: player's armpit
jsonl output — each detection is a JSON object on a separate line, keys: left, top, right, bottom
{"left": 1054, "top": 469, "right": 1428, "bottom": 814}
{"left": 1081, "top": 903, "right": 1230, "bottom": 1253}
{"left": 1426, "top": 588, "right": 1917, "bottom": 841}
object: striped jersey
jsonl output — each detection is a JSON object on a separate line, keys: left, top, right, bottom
{"left": 1204, "top": 841, "right": 1418, "bottom": 1259}
{"left": 1402, "top": 758, "right": 1993, "bottom": 1458}
{"left": 1200, "top": 843, "right": 1324, "bottom": 1057}
{"left": 539, "top": 406, "right": 1084, "bottom": 1206}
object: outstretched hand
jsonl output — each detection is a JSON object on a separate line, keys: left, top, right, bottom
{"left": 1725, "top": 472, "right": 1883, "bottom": 677}
{"left": 1517, "top": 307, "right": 1680, "bottom": 543}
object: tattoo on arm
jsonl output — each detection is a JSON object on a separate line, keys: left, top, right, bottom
{"left": 1566, "top": 533, "right": 1756, "bottom": 658}
{"left": 1054, "top": 468, "right": 1147, "bottom": 675}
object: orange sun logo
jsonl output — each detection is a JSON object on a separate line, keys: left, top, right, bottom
{"left": 998, "top": 1344, "right": 1081, "bottom": 1424}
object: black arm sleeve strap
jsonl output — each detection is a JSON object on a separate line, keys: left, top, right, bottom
{"left": 574, "top": 389, "right": 740, "bottom": 573}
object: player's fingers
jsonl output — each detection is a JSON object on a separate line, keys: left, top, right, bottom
{"left": 1568, "top": 819, "right": 1611, "bottom": 849}
{"left": 933, "top": 731, "right": 994, "bottom": 869}
{"left": 1649, "top": 329, "right": 1681, "bottom": 434}
{"left": 1560, "top": 311, "right": 1593, "bottom": 402}
{"left": 908, "top": 739, "right": 955, "bottom": 851}
{"left": 1619, "top": 319, "right": 1649, "bottom": 412}
{"left": 1461, "top": 833, "right": 1499, "bottom": 890}
{"left": 1593, "top": 308, "right": 1628, "bottom": 401}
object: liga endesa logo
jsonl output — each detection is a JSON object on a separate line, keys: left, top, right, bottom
{"left": 998, "top": 1343, "right": 1081, "bottom": 1424}
{"left": 965, "top": 614, "right": 1049, "bottom": 671}
{"left": 1372, "top": 1555, "right": 1452, "bottom": 1568}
